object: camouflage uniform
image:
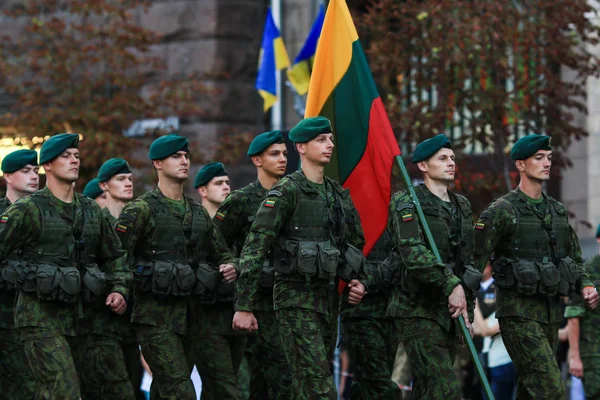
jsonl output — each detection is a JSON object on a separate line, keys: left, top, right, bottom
{"left": 387, "top": 184, "right": 479, "bottom": 400}
{"left": 565, "top": 255, "right": 600, "bottom": 399}
{"left": 0, "top": 187, "right": 132, "bottom": 400}
{"left": 103, "top": 207, "right": 145, "bottom": 400}
{"left": 115, "top": 188, "right": 236, "bottom": 400}
{"left": 214, "top": 180, "right": 292, "bottom": 400}
{"left": 236, "top": 171, "right": 368, "bottom": 400}
{"left": 0, "top": 197, "right": 36, "bottom": 400}
{"left": 340, "top": 231, "right": 401, "bottom": 400}
{"left": 474, "top": 187, "right": 593, "bottom": 400}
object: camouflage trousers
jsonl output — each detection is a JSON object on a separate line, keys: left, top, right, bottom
{"left": 196, "top": 332, "right": 246, "bottom": 400}
{"left": 342, "top": 317, "right": 402, "bottom": 400}
{"left": 19, "top": 327, "right": 81, "bottom": 400}
{"left": 276, "top": 308, "right": 337, "bottom": 400}
{"left": 121, "top": 339, "right": 145, "bottom": 400}
{"left": 134, "top": 323, "right": 197, "bottom": 400}
{"left": 582, "top": 364, "right": 600, "bottom": 399}
{"left": 71, "top": 333, "right": 136, "bottom": 400}
{"left": 394, "top": 317, "right": 461, "bottom": 400}
{"left": 499, "top": 318, "right": 564, "bottom": 400}
{"left": 0, "top": 327, "right": 36, "bottom": 399}
{"left": 244, "top": 308, "right": 292, "bottom": 400}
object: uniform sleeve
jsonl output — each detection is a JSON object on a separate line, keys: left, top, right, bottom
{"left": 201, "top": 207, "right": 237, "bottom": 268}
{"left": 343, "top": 195, "right": 369, "bottom": 285}
{"left": 0, "top": 200, "right": 39, "bottom": 259}
{"left": 212, "top": 191, "right": 247, "bottom": 252}
{"left": 569, "top": 226, "right": 594, "bottom": 291}
{"left": 235, "top": 183, "right": 296, "bottom": 312}
{"left": 564, "top": 293, "right": 586, "bottom": 319}
{"left": 114, "top": 199, "right": 152, "bottom": 268}
{"left": 97, "top": 211, "right": 132, "bottom": 298}
{"left": 388, "top": 192, "right": 460, "bottom": 297}
{"left": 473, "top": 199, "right": 515, "bottom": 273}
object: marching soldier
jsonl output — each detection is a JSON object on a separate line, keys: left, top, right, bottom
{"left": 83, "top": 177, "right": 107, "bottom": 207}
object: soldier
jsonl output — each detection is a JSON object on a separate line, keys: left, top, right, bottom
{"left": 97, "top": 158, "right": 145, "bottom": 400}
{"left": 566, "top": 225, "right": 600, "bottom": 399}
{"left": 387, "top": 134, "right": 481, "bottom": 399}
{"left": 0, "top": 133, "right": 132, "bottom": 399}
{"left": 193, "top": 161, "right": 244, "bottom": 399}
{"left": 83, "top": 177, "right": 107, "bottom": 207}
{"left": 340, "top": 231, "right": 402, "bottom": 400}
{"left": 115, "top": 134, "right": 237, "bottom": 400}
{"left": 214, "top": 130, "right": 292, "bottom": 399}
{"left": 232, "top": 117, "right": 369, "bottom": 400}
{"left": 0, "top": 149, "right": 38, "bottom": 399}
{"left": 474, "top": 134, "right": 599, "bottom": 399}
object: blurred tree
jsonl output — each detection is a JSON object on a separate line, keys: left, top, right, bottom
{"left": 358, "top": 0, "right": 600, "bottom": 214}
{"left": 0, "top": 0, "right": 208, "bottom": 187}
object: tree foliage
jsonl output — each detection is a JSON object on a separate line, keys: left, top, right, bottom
{"left": 359, "top": 0, "right": 600, "bottom": 213}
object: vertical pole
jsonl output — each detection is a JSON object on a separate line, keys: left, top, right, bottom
{"left": 271, "top": 0, "right": 283, "bottom": 130}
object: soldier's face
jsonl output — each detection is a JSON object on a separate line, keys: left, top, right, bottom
{"left": 254, "top": 143, "right": 288, "bottom": 178}
{"left": 299, "top": 133, "right": 334, "bottom": 166}
{"left": 155, "top": 151, "right": 190, "bottom": 182}
{"left": 3, "top": 164, "right": 40, "bottom": 195}
{"left": 419, "top": 148, "right": 455, "bottom": 183}
{"left": 94, "top": 192, "right": 107, "bottom": 208}
{"left": 199, "top": 176, "right": 230, "bottom": 205}
{"left": 47, "top": 149, "right": 80, "bottom": 183}
{"left": 519, "top": 150, "right": 552, "bottom": 182}
{"left": 100, "top": 173, "right": 133, "bottom": 202}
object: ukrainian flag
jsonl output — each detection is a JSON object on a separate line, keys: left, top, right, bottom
{"left": 256, "top": 8, "right": 291, "bottom": 112}
{"left": 287, "top": 5, "right": 325, "bottom": 96}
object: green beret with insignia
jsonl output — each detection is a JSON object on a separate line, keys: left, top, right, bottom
{"left": 83, "top": 178, "right": 104, "bottom": 199}
{"left": 1, "top": 149, "right": 38, "bottom": 173}
{"left": 39, "top": 133, "right": 79, "bottom": 164}
{"left": 247, "top": 130, "right": 285, "bottom": 157}
{"left": 194, "top": 162, "right": 228, "bottom": 188}
{"left": 412, "top": 134, "right": 452, "bottom": 163}
{"left": 148, "top": 134, "right": 189, "bottom": 160}
{"left": 510, "top": 134, "right": 551, "bottom": 161}
{"left": 97, "top": 158, "right": 132, "bottom": 183}
{"left": 596, "top": 224, "right": 600, "bottom": 239}
{"left": 288, "top": 116, "right": 332, "bottom": 143}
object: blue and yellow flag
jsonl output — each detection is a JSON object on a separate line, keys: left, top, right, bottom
{"left": 256, "top": 9, "right": 291, "bottom": 112}
{"left": 287, "top": 5, "right": 325, "bottom": 96}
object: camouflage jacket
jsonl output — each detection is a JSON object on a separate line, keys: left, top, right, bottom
{"left": 0, "top": 187, "right": 130, "bottom": 337}
{"left": 115, "top": 187, "right": 236, "bottom": 335}
{"left": 102, "top": 206, "right": 117, "bottom": 226}
{"left": 474, "top": 187, "right": 593, "bottom": 324}
{"left": 564, "top": 254, "right": 600, "bottom": 361}
{"left": 0, "top": 197, "right": 14, "bottom": 329}
{"left": 235, "top": 171, "right": 367, "bottom": 316}
{"left": 386, "top": 185, "right": 474, "bottom": 331}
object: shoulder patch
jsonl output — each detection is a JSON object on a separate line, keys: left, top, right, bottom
{"left": 120, "top": 213, "right": 136, "bottom": 222}
{"left": 475, "top": 221, "right": 485, "bottom": 230}
{"left": 215, "top": 211, "right": 226, "bottom": 220}
{"left": 116, "top": 224, "right": 128, "bottom": 233}
{"left": 264, "top": 199, "right": 276, "bottom": 208}
{"left": 0, "top": 215, "right": 8, "bottom": 223}
{"left": 401, "top": 213, "right": 413, "bottom": 222}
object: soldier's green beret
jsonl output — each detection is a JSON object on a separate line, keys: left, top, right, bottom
{"left": 247, "top": 130, "right": 285, "bottom": 157}
{"left": 97, "top": 158, "right": 132, "bottom": 183}
{"left": 596, "top": 224, "right": 600, "bottom": 239}
{"left": 510, "top": 134, "right": 551, "bottom": 161}
{"left": 1, "top": 149, "right": 38, "bottom": 173}
{"left": 194, "top": 162, "right": 227, "bottom": 188}
{"left": 83, "top": 178, "right": 104, "bottom": 199}
{"left": 412, "top": 134, "right": 453, "bottom": 163}
{"left": 148, "top": 134, "right": 189, "bottom": 160}
{"left": 39, "top": 133, "right": 79, "bottom": 164}
{"left": 288, "top": 116, "right": 332, "bottom": 143}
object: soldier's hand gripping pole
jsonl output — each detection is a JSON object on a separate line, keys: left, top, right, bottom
{"left": 395, "top": 155, "right": 495, "bottom": 400}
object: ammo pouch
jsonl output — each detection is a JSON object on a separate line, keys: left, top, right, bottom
{"left": 558, "top": 257, "right": 579, "bottom": 296}
{"left": 461, "top": 264, "right": 483, "bottom": 293}
{"left": 337, "top": 243, "right": 363, "bottom": 283}
{"left": 82, "top": 264, "right": 107, "bottom": 304}
{"left": 194, "top": 263, "right": 220, "bottom": 297}
{"left": 152, "top": 261, "right": 195, "bottom": 297}
{"left": 512, "top": 260, "right": 540, "bottom": 296}
{"left": 259, "top": 260, "right": 275, "bottom": 289}
{"left": 297, "top": 242, "right": 319, "bottom": 286}
{"left": 274, "top": 242, "right": 299, "bottom": 275}
{"left": 536, "top": 260, "right": 560, "bottom": 297}
{"left": 36, "top": 264, "right": 81, "bottom": 303}
{"left": 1, "top": 260, "right": 28, "bottom": 293}
{"left": 317, "top": 242, "right": 340, "bottom": 287}
{"left": 492, "top": 257, "right": 516, "bottom": 289}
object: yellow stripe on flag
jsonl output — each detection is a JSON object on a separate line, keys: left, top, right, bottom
{"left": 273, "top": 37, "right": 291, "bottom": 70}
{"left": 258, "top": 90, "right": 278, "bottom": 112}
{"left": 305, "top": 0, "right": 359, "bottom": 117}
{"left": 287, "top": 60, "right": 311, "bottom": 95}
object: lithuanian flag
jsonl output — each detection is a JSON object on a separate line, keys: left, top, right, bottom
{"left": 305, "top": 0, "right": 401, "bottom": 255}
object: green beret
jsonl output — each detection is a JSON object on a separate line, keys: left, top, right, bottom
{"left": 288, "top": 116, "right": 332, "bottom": 143}
{"left": 596, "top": 224, "right": 600, "bottom": 239}
{"left": 39, "top": 133, "right": 79, "bottom": 164}
{"left": 247, "top": 130, "right": 285, "bottom": 157}
{"left": 83, "top": 178, "right": 104, "bottom": 199}
{"left": 148, "top": 134, "right": 189, "bottom": 160}
{"left": 194, "top": 162, "right": 228, "bottom": 188}
{"left": 510, "top": 134, "right": 551, "bottom": 161}
{"left": 412, "top": 134, "right": 452, "bottom": 163}
{"left": 1, "top": 149, "right": 38, "bottom": 173}
{"left": 97, "top": 158, "right": 132, "bottom": 183}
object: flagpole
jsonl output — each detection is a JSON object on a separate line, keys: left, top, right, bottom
{"left": 395, "top": 155, "right": 495, "bottom": 399}
{"left": 271, "top": 0, "right": 283, "bottom": 130}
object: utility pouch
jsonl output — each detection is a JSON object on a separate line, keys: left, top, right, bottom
{"left": 134, "top": 262, "right": 154, "bottom": 293}
{"left": 317, "top": 242, "right": 340, "bottom": 287}
{"left": 513, "top": 260, "right": 540, "bottom": 296}
{"left": 152, "top": 261, "right": 175, "bottom": 296}
{"left": 297, "top": 242, "right": 319, "bottom": 286}
{"left": 82, "top": 264, "right": 107, "bottom": 303}
{"left": 537, "top": 260, "right": 560, "bottom": 297}
{"left": 274, "top": 242, "right": 298, "bottom": 274}
{"left": 172, "top": 263, "right": 195, "bottom": 297}
{"left": 57, "top": 266, "right": 82, "bottom": 304}
{"left": 558, "top": 257, "right": 579, "bottom": 296}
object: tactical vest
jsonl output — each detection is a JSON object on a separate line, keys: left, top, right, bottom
{"left": 493, "top": 190, "right": 576, "bottom": 297}
{"left": 19, "top": 191, "right": 102, "bottom": 303}
{"left": 135, "top": 191, "right": 215, "bottom": 299}
{"left": 272, "top": 172, "right": 348, "bottom": 287}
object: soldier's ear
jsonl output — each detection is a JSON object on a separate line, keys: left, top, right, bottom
{"left": 416, "top": 161, "right": 428, "bottom": 173}
{"left": 251, "top": 155, "right": 262, "bottom": 168}
{"left": 515, "top": 160, "right": 526, "bottom": 172}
